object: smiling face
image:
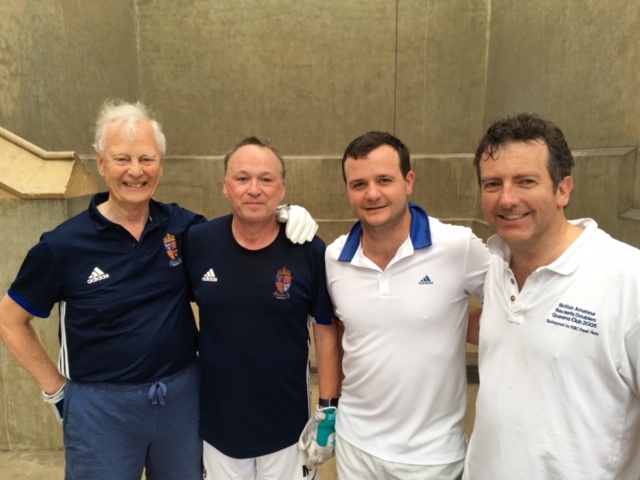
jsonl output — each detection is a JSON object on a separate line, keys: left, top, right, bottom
{"left": 96, "top": 119, "right": 163, "bottom": 211}
{"left": 223, "top": 144, "right": 286, "bottom": 226}
{"left": 479, "top": 140, "right": 573, "bottom": 252}
{"left": 344, "top": 144, "right": 414, "bottom": 233}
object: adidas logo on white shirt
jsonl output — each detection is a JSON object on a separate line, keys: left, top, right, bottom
{"left": 87, "top": 267, "right": 110, "bottom": 284}
{"left": 418, "top": 275, "right": 433, "bottom": 285}
{"left": 202, "top": 269, "right": 218, "bottom": 282}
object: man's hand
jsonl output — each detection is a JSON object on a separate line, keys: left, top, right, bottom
{"left": 276, "top": 205, "right": 319, "bottom": 244}
{"left": 298, "top": 405, "right": 337, "bottom": 468}
{"left": 42, "top": 382, "right": 65, "bottom": 423}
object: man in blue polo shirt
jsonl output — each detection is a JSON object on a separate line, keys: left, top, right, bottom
{"left": 185, "top": 136, "right": 341, "bottom": 479}
{"left": 0, "top": 101, "right": 318, "bottom": 480}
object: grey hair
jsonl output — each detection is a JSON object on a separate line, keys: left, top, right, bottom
{"left": 92, "top": 100, "right": 166, "bottom": 156}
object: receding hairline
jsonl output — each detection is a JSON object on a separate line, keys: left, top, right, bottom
{"left": 224, "top": 143, "right": 285, "bottom": 178}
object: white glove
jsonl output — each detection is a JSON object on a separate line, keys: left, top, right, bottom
{"left": 276, "top": 204, "right": 318, "bottom": 244}
{"left": 298, "top": 405, "right": 337, "bottom": 468}
{"left": 42, "top": 381, "right": 66, "bottom": 424}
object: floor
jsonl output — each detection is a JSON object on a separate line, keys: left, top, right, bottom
{"left": 0, "top": 383, "right": 479, "bottom": 479}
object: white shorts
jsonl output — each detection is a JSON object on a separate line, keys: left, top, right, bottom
{"left": 336, "top": 433, "right": 463, "bottom": 480}
{"left": 203, "top": 440, "right": 319, "bottom": 480}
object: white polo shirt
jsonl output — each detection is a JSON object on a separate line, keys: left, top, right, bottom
{"left": 326, "top": 203, "right": 491, "bottom": 465}
{"left": 464, "top": 219, "right": 640, "bottom": 479}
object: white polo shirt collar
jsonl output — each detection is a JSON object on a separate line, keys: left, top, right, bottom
{"left": 486, "top": 218, "right": 599, "bottom": 276}
{"left": 338, "top": 202, "right": 433, "bottom": 263}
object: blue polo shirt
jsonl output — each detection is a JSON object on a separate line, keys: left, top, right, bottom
{"left": 8, "top": 192, "right": 206, "bottom": 383}
{"left": 185, "top": 215, "right": 334, "bottom": 458}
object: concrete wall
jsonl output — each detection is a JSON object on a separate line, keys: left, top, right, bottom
{"left": 136, "top": 0, "right": 489, "bottom": 155}
{"left": 0, "top": 0, "right": 139, "bottom": 152}
{"left": 396, "top": 0, "right": 489, "bottom": 154}
{"left": 484, "top": 0, "right": 640, "bottom": 204}
{"left": 1, "top": 0, "right": 639, "bottom": 157}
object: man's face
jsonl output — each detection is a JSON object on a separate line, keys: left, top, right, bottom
{"left": 479, "top": 140, "right": 572, "bottom": 251}
{"left": 223, "top": 144, "right": 286, "bottom": 225}
{"left": 96, "top": 119, "right": 163, "bottom": 210}
{"left": 344, "top": 144, "right": 414, "bottom": 231}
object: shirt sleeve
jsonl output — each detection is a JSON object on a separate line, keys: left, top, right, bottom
{"left": 309, "top": 238, "right": 335, "bottom": 325}
{"left": 8, "top": 237, "right": 63, "bottom": 318}
{"left": 623, "top": 321, "right": 640, "bottom": 396}
{"left": 463, "top": 230, "right": 492, "bottom": 300}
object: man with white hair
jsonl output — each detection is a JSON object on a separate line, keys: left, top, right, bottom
{"left": 0, "top": 101, "right": 317, "bottom": 480}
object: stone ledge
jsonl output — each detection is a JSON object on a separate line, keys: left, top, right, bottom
{"left": 620, "top": 208, "right": 640, "bottom": 221}
{"left": 0, "top": 127, "right": 97, "bottom": 198}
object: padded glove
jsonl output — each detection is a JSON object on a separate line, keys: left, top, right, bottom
{"left": 276, "top": 204, "right": 318, "bottom": 244}
{"left": 298, "top": 405, "right": 337, "bottom": 468}
{"left": 42, "top": 382, "right": 65, "bottom": 424}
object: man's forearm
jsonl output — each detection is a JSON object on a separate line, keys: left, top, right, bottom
{"left": 0, "top": 295, "right": 65, "bottom": 393}
{"left": 313, "top": 320, "right": 341, "bottom": 400}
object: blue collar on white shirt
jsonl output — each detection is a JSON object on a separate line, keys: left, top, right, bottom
{"left": 338, "top": 202, "right": 433, "bottom": 262}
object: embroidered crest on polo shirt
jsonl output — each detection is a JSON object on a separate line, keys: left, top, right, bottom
{"left": 87, "top": 267, "right": 110, "bottom": 284}
{"left": 273, "top": 266, "right": 292, "bottom": 300}
{"left": 202, "top": 269, "right": 218, "bottom": 282}
{"left": 418, "top": 275, "right": 433, "bottom": 285}
{"left": 163, "top": 233, "right": 182, "bottom": 266}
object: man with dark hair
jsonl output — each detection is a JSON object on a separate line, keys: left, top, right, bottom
{"left": 326, "top": 131, "right": 491, "bottom": 479}
{"left": 185, "top": 136, "right": 340, "bottom": 479}
{"left": 464, "top": 113, "right": 640, "bottom": 479}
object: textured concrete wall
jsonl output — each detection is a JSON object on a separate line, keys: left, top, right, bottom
{"left": 0, "top": 0, "right": 139, "bottom": 152}
{"left": 396, "top": 0, "right": 489, "bottom": 153}
{"left": 136, "top": 0, "right": 489, "bottom": 155}
{"left": 137, "top": 0, "right": 397, "bottom": 155}
{"left": 484, "top": 0, "right": 640, "bottom": 203}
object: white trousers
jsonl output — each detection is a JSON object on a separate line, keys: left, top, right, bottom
{"left": 203, "top": 441, "right": 319, "bottom": 480}
{"left": 336, "top": 433, "right": 463, "bottom": 480}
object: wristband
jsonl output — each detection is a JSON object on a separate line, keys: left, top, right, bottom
{"left": 319, "top": 396, "right": 340, "bottom": 408}
{"left": 42, "top": 382, "right": 65, "bottom": 404}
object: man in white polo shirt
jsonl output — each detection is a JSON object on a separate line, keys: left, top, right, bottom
{"left": 464, "top": 113, "right": 640, "bottom": 479}
{"left": 325, "top": 131, "right": 491, "bottom": 479}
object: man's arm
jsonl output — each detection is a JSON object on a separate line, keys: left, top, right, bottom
{"left": 312, "top": 319, "right": 341, "bottom": 400}
{"left": 0, "top": 294, "right": 65, "bottom": 394}
{"left": 298, "top": 319, "right": 341, "bottom": 468}
{"left": 624, "top": 322, "right": 640, "bottom": 396}
{"left": 467, "top": 306, "right": 482, "bottom": 346}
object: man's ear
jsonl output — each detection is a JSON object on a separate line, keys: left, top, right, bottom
{"left": 96, "top": 153, "right": 106, "bottom": 177}
{"left": 405, "top": 170, "right": 415, "bottom": 196}
{"left": 557, "top": 175, "right": 573, "bottom": 208}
